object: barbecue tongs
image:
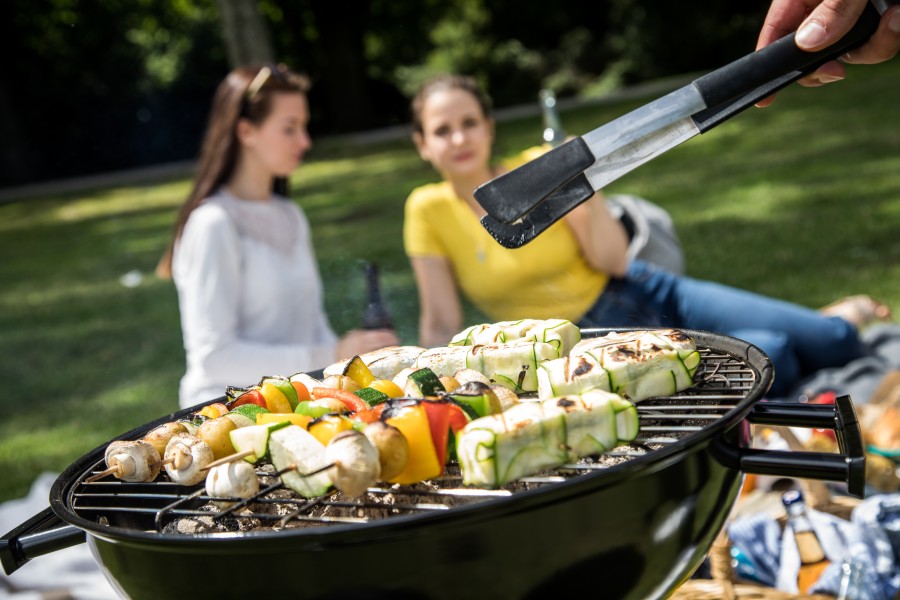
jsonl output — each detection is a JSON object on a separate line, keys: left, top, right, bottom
{"left": 475, "top": 1, "right": 892, "bottom": 248}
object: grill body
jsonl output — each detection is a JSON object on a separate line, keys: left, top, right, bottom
{"left": 3, "top": 329, "right": 864, "bottom": 600}
{"left": 88, "top": 426, "right": 745, "bottom": 600}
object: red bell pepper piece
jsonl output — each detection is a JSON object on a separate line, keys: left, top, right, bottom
{"left": 312, "top": 387, "right": 369, "bottom": 413}
{"left": 422, "top": 400, "right": 471, "bottom": 468}
{"left": 351, "top": 403, "right": 386, "bottom": 424}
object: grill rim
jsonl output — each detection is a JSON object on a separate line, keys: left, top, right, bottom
{"left": 48, "top": 327, "right": 773, "bottom": 548}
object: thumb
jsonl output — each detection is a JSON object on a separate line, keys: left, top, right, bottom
{"left": 795, "top": 0, "right": 870, "bottom": 50}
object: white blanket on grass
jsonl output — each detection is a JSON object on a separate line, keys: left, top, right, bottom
{"left": 0, "top": 472, "right": 119, "bottom": 599}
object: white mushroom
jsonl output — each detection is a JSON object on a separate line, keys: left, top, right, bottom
{"left": 325, "top": 430, "right": 381, "bottom": 498}
{"left": 453, "top": 368, "right": 492, "bottom": 387}
{"left": 205, "top": 461, "right": 259, "bottom": 508}
{"left": 164, "top": 433, "right": 215, "bottom": 486}
{"left": 102, "top": 440, "right": 162, "bottom": 483}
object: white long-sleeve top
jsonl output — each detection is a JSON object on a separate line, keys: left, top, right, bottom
{"left": 172, "top": 188, "right": 338, "bottom": 408}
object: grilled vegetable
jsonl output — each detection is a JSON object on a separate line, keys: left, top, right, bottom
{"left": 342, "top": 355, "right": 376, "bottom": 388}
{"left": 323, "top": 346, "right": 427, "bottom": 381}
{"left": 536, "top": 329, "right": 701, "bottom": 401}
{"left": 142, "top": 422, "right": 189, "bottom": 457}
{"left": 325, "top": 430, "right": 380, "bottom": 498}
{"left": 383, "top": 401, "right": 442, "bottom": 484}
{"left": 103, "top": 440, "right": 162, "bottom": 483}
{"left": 289, "top": 372, "right": 322, "bottom": 394}
{"left": 258, "top": 379, "right": 294, "bottom": 413}
{"left": 362, "top": 421, "right": 408, "bottom": 481}
{"left": 164, "top": 433, "right": 215, "bottom": 486}
{"left": 455, "top": 390, "right": 639, "bottom": 488}
{"left": 268, "top": 425, "right": 333, "bottom": 498}
{"left": 450, "top": 318, "right": 581, "bottom": 358}
{"left": 308, "top": 414, "right": 354, "bottom": 445}
{"left": 445, "top": 381, "right": 503, "bottom": 418}
{"left": 354, "top": 387, "right": 390, "bottom": 406}
{"left": 205, "top": 461, "right": 259, "bottom": 508}
{"left": 414, "top": 341, "right": 560, "bottom": 393}
{"left": 196, "top": 416, "right": 238, "bottom": 461}
{"left": 262, "top": 375, "right": 300, "bottom": 410}
{"left": 544, "top": 391, "right": 639, "bottom": 460}
{"left": 404, "top": 368, "right": 446, "bottom": 397}
{"left": 228, "top": 421, "right": 291, "bottom": 464}
{"left": 256, "top": 413, "right": 312, "bottom": 428}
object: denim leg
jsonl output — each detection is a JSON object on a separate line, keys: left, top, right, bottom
{"left": 579, "top": 260, "right": 866, "bottom": 394}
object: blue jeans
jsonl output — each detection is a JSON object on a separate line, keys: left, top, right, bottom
{"left": 578, "top": 260, "right": 866, "bottom": 397}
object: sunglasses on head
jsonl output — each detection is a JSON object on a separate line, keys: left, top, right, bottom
{"left": 245, "top": 64, "right": 288, "bottom": 102}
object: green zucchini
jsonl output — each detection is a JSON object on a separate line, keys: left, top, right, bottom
{"left": 405, "top": 368, "right": 446, "bottom": 397}
{"left": 354, "top": 387, "right": 390, "bottom": 406}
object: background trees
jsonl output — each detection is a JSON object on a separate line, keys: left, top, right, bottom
{"left": 1, "top": 0, "right": 770, "bottom": 188}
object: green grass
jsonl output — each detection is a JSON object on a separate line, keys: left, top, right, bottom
{"left": 2, "top": 60, "right": 899, "bottom": 502}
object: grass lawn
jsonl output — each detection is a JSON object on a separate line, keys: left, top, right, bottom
{"left": 1, "top": 60, "right": 899, "bottom": 503}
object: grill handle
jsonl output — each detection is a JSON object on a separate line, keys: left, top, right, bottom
{"left": 715, "top": 395, "right": 866, "bottom": 498}
{"left": 0, "top": 507, "right": 85, "bottom": 575}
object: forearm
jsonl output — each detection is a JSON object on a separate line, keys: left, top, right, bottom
{"left": 567, "top": 194, "right": 630, "bottom": 277}
{"left": 411, "top": 256, "right": 463, "bottom": 347}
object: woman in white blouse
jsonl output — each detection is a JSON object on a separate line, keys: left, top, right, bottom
{"left": 157, "top": 64, "right": 398, "bottom": 408}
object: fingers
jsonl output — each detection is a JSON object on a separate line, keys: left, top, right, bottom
{"left": 794, "top": 0, "right": 870, "bottom": 51}
{"left": 795, "top": 59, "right": 847, "bottom": 86}
{"left": 842, "top": 5, "right": 900, "bottom": 64}
{"left": 757, "top": 0, "right": 821, "bottom": 50}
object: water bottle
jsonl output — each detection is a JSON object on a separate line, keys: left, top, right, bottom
{"left": 539, "top": 89, "right": 566, "bottom": 148}
{"left": 361, "top": 261, "right": 392, "bottom": 330}
{"left": 836, "top": 559, "right": 866, "bottom": 600}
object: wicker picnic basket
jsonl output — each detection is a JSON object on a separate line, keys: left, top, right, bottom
{"left": 669, "top": 426, "right": 862, "bottom": 600}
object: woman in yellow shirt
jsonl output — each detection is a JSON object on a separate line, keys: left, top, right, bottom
{"left": 403, "top": 73, "right": 889, "bottom": 397}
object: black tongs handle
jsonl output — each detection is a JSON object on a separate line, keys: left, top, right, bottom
{"left": 692, "top": 1, "right": 882, "bottom": 132}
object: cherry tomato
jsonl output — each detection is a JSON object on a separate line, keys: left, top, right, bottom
{"left": 231, "top": 389, "right": 267, "bottom": 409}
{"left": 290, "top": 380, "right": 312, "bottom": 402}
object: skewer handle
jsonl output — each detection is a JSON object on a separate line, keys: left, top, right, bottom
{"left": 204, "top": 449, "right": 255, "bottom": 470}
{"left": 84, "top": 465, "right": 120, "bottom": 483}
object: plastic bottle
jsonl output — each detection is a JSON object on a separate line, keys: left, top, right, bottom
{"left": 782, "top": 489, "right": 830, "bottom": 594}
{"left": 836, "top": 559, "right": 865, "bottom": 600}
{"left": 539, "top": 89, "right": 566, "bottom": 148}
{"left": 361, "top": 261, "right": 392, "bottom": 330}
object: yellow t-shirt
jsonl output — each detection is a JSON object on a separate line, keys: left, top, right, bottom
{"left": 402, "top": 148, "right": 608, "bottom": 323}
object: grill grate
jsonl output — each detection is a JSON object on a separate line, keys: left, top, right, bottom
{"left": 71, "top": 347, "right": 756, "bottom": 536}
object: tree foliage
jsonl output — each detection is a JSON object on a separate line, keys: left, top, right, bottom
{"left": 1, "top": 0, "right": 771, "bottom": 188}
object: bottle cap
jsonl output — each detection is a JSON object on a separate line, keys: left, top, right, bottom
{"left": 782, "top": 489, "right": 805, "bottom": 507}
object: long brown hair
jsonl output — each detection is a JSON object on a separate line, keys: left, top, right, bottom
{"left": 156, "top": 63, "right": 311, "bottom": 279}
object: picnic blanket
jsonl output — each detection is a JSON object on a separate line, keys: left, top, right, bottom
{"left": 781, "top": 323, "right": 900, "bottom": 405}
{"left": 0, "top": 472, "right": 119, "bottom": 600}
{"left": 728, "top": 492, "right": 900, "bottom": 599}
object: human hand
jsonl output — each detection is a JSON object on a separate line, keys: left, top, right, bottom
{"left": 756, "top": 0, "right": 900, "bottom": 107}
{"left": 336, "top": 328, "right": 401, "bottom": 361}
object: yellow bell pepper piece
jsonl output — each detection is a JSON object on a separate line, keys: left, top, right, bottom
{"left": 256, "top": 413, "right": 312, "bottom": 428}
{"left": 343, "top": 355, "right": 376, "bottom": 388}
{"left": 386, "top": 403, "right": 441, "bottom": 484}
{"left": 308, "top": 414, "right": 353, "bottom": 446}
{"left": 368, "top": 379, "right": 404, "bottom": 399}
{"left": 259, "top": 382, "right": 293, "bottom": 414}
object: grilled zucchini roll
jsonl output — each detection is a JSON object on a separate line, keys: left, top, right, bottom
{"left": 414, "top": 340, "right": 560, "bottom": 393}
{"left": 449, "top": 318, "right": 581, "bottom": 358}
{"left": 456, "top": 390, "right": 638, "bottom": 488}
{"left": 536, "top": 329, "right": 701, "bottom": 402}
